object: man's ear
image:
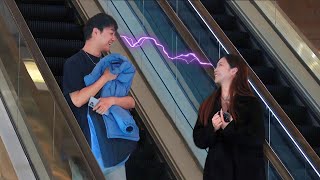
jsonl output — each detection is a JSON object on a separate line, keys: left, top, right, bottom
{"left": 92, "top": 28, "right": 99, "bottom": 37}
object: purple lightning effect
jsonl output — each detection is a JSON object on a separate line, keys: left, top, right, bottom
{"left": 120, "top": 35, "right": 213, "bottom": 67}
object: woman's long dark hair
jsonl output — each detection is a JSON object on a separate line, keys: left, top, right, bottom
{"left": 199, "top": 54, "right": 254, "bottom": 126}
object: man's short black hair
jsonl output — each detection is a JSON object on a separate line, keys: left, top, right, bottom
{"left": 83, "top": 13, "right": 118, "bottom": 40}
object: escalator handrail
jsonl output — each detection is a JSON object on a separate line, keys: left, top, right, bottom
{"left": 156, "top": 1, "right": 294, "bottom": 179}
{"left": 187, "top": 0, "right": 320, "bottom": 175}
{"left": 264, "top": 141, "right": 293, "bottom": 179}
{"left": 3, "top": 0, "right": 105, "bottom": 179}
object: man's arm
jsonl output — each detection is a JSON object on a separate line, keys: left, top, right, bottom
{"left": 70, "top": 68, "right": 117, "bottom": 107}
{"left": 113, "top": 96, "right": 135, "bottom": 109}
{"left": 93, "top": 96, "right": 135, "bottom": 115}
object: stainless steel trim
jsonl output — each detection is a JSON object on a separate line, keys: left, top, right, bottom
{"left": 0, "top": 91, "right": 35, "bottom": 180}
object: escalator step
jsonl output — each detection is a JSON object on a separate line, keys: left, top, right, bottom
{"left": 251, "top": 66, "right": 276, "bottom": 84}
{"left": 27, "top": 21, "right": 83, "bottom": 40}
{"left": 282, "top": 105, "right": 308, "bottom": 125}
{"left": 18, "top": 0, "right": 66, "bottom": 5}
{"left": 35, "top": 38, "right": 84, "bottom": 57}
{"left": 238, "top": 48, "right": 264, "bottom": 66}
{"left": 46, "top": 57, "right": 66, "bottom": 76}
{"left": 212, "top": 15, "right": 237, "bottom": 31}
{"left": 266, "top": 85, "right": 291, "bottom": 105}
{"left": 224, "top": 31, "right": 250, "bottom": 48}
{"left": 18, "top": 3, "right": 75, "bottom": 22}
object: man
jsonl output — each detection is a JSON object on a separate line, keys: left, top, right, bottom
{"left": 63, "top": 13, "right": 136, "bottom": 180}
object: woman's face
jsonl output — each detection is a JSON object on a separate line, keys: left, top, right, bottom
{"left": 214, "top": 57, "right": 236, "bottom": 84}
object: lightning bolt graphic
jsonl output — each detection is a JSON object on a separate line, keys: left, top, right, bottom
{"left": 120, "top": 35, "right": 213, "bottom": 67}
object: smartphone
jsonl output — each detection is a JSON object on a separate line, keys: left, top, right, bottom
{"left": 88, "top": 97, "right": 99, "bottom": 108}
{"left": 223, "top": 112, "right": 231, "bottom": 122}
{"left": 88, "top": 97, "right": 110, "bottom": 115}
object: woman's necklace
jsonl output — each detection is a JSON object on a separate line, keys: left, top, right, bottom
{"left": 221, "top": 96, "right": 230, "bottom": 102}
{"left": 221, "top": 96, "right": 230, "bottom": 112}
{"left": 83, "top": 51, "right": 97, "bottom": 65}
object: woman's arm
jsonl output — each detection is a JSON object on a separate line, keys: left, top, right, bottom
{"left": 193, "top": 116, "right": 218, "bottom": 149}
{"left": 222, "top": 98, "right": 265, "bottom": 146}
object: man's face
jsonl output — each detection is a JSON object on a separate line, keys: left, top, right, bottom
{"left": 95, "top": 26, "right": 117, "bottom": 53}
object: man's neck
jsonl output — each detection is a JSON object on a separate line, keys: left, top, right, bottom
{"left": 82, "top": 42, "right": 101, "bottom": 57}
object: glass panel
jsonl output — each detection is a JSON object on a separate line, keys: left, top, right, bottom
{"left": 131, "top": 0, "right": 216, "bottom": 109}
{"left": 166, "top": 0, "right": 320, "bottom": 179}
{"left": 167, "top": 0, "right": 226, "bottom": 62}
{"left": 267, "top": 110, "right": 318, "bottom": 179}
{"left": 0, "top": 1, "right": 99, "bottom": 179}
{"left": 266, "top": 159, "right": 282, "bottom": 180}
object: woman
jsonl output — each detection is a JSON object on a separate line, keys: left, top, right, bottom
{"left": 193, "top": 54, "right": 265, "bottom": 180}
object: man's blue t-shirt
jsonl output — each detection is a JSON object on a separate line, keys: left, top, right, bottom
{"left": 62, "top": 50, "right": 137, "bottom": 167}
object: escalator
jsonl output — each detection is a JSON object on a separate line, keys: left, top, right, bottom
{"left": 141, "top": 0, "right": 320, "bottom": 179}
{"left": 0, "top": 0, "right": 299, "bottom": 179}
{"left": 13, "top": 0, "right": 176, "bottom": 179}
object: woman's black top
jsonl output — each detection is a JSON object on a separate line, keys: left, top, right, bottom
{"left": 193, "top": 95, "right": 265, "bottom": 180}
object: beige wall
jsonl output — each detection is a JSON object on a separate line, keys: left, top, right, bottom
{"left": 277, "top": 0, "right": 320, "bottom": 52}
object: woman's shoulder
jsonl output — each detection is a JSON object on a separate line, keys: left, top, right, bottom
{"left": 235, "top": 94, "right": 257, "bottom": 101}
{"left": 235, "top": 95, "right": 260, "bottom": 107}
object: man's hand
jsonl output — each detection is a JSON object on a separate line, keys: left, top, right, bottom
{"left": 93, "top": 97, "right": 115, "bottom": 115}
{"left": 102, "top": 68, "right": 117, "bottom": 82}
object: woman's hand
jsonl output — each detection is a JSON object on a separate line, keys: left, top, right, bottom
{"left": 212, "top": 112, "right": 222, "bottom": 132}
{"left": 93, "top": 97, "right": 115, "bottom": 115}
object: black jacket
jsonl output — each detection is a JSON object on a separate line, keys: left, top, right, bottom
{"left": 193, "top": 95, "right": 265, "bottom": 180}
